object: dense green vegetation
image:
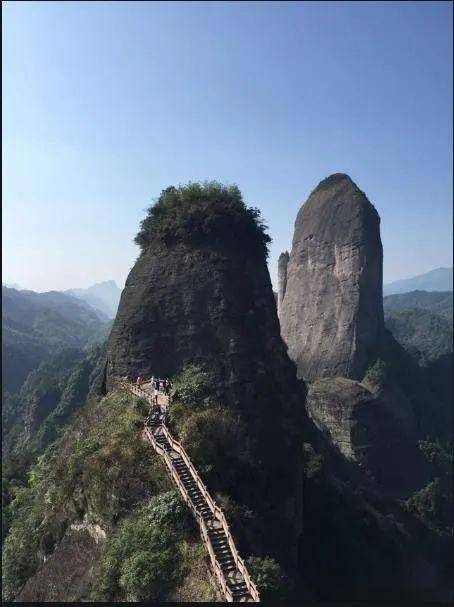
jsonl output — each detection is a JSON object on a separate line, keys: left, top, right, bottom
{"left": 383, "top": 290, "right": 452, "bottom": 320}
{"left": 246, "top": 555, "right": 291, "bottom": 601}
{"left": 2, "top": 385, "right": 223, "bottom": 602}
{"left": 94, "top": 491, "right": 192, "bottom": 601}
{"left": 403, "top": 439, "right": 453, "bottom": 536}
{"left": 2, "top": 363, "right": 282, "bottom": 601}
{"left": 168, "top": 364, "right": 251, "bottom": 485}
{"left": 2, "top": 390, "right": 171, "bottom": 600}
{"left": 383, "top": 289, "right": 452, "bottom": 367}
{"left": 2, "top": 286, "right": 110, "bottom": 393}
{"left": 385, "top": 307, "right": 452, "bottom": 365}
{"left": 361, "top": 357, "right": 389, "bottom": 388}
{"left": 134, "top": 181, "right": 271, "bottom": 258}
{"left": 3, "top": 344, "right": 106, "bottom": 483}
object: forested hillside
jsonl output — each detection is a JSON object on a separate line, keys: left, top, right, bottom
{"left": 2, "top": 287, "right": 110, "bottom": 393}
{"left": 384, "top": 290, "right": 452, "bottom": 365}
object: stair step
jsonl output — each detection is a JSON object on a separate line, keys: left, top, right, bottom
{"left": 232, "top": 591, "right": 251, "bottom": 599}
{"left": 135, "top": 382, "right": 258, "bottom": 602}
{"left": 214, "top": 549, "right": 232, "bottom": 557}
{"left": 210, "top": 538, "right": 229, "bottom": 546}
{"left": 214, "top": 550, "right": 232, "bottom": 558}
{"left": 232, "top": 591, "right": 251, "bottom": 597}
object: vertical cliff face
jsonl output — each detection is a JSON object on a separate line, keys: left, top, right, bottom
{"left": 106, "top": 183, "right": 305, "bottom": 569}
{"left": 279, "top": 173, "right": 384, "bottom": 381}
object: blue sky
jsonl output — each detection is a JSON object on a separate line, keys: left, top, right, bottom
{"left": 3, "top": 1, "right": 452, "bottom": 292}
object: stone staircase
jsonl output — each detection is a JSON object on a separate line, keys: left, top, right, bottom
{"left": 119, "top": 379, "right": 260, "bottom": 603}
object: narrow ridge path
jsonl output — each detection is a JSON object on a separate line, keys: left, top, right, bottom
{"left": 118, "top": 379, "right": 260, "bottom": 603}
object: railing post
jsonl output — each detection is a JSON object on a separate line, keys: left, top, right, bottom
{"left": 125, "top": 379, "right": 259, "bottom": 602}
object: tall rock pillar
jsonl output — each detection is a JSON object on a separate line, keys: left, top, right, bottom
{"left": 279, "top": 173, "right": 384, "bottom": 381}
{"left": 277, "top": 251, "right": 289, "bottom": 317}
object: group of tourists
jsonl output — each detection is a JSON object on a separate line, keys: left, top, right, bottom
{"left": 135, "top": 375, "right": 172, "bottom": 403}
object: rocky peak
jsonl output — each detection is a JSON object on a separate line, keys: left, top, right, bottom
{"left": 106, "top": 182, "right": 305, "bottom": 568}
{"left": 279, "top": 174, "right": 384, "bottom": 381}
{"left": 277, "top": 251, "right": 289, "bottom": 314}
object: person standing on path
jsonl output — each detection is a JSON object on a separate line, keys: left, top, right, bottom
{"left": 164, "top": 378, "right": 172, "bottom": 397}
{"left": 154, "top": 377, "right": 159, "bottom": 405}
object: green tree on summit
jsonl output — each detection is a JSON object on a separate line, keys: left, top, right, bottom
{"left": 134, "top": 181, "right": 271, "bottom": 257}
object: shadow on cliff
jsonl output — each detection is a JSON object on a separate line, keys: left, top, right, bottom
{"left": 297, "top": 399, "right": 452, "bottom": 602}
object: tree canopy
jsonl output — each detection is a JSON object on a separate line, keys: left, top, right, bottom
{"left": 134, "top": 181, "right": 271, "bottom": 257}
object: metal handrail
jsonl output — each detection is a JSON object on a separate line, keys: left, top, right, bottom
{"left": 156, "top": 424, "right": 259, "bottom": 598}
{"left": 117, "top": 378, "right": 259, "bottom": 602}
{"left": 143, "top": 425, "right": 235, "bottom": 601}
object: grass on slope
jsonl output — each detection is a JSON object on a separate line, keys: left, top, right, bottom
{"left": 2, "top": 388, "right": 217, "bottom": 602}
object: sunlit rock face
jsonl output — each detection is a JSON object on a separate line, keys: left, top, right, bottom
{"left": 279, "top": 173, "right": 384, "bottom": 381}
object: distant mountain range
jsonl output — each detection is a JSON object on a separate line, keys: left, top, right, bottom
{"left": 384, "top": 290, "right": 453, "bottom": 366}
{"left": 2, "top": 280, "right": 122, "bottom": 319}
{"left": 2, "top": 287, "right": 111, "bottom": 393}
{"left": 383, "top": 267, "right": 453, "bottom": 295}
{"left": 65, "top": 280, "right": 121, "bottom": 319}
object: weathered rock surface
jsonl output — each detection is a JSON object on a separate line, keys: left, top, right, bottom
{"left": 277, "top": 251, "right": 289, "bottom": 314}
{"left": 17, "top": 527, "right": 103, "bottom": 602}
{"left": 307, "top": 377, "right": 430, "bottom": 495}
{"left": 279, "top": 173, "right": 384, "bottom": 381}
{"left": 106, "top": 192, "right": 305, "bottom": 569}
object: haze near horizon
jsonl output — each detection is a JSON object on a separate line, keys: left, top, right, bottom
{"left": 2, "top": 1, "right": 453, "bottom": 292}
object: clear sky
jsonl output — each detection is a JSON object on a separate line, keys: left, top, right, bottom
{"left": 3, "top": 1, "right": 453, "bottom": 292}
